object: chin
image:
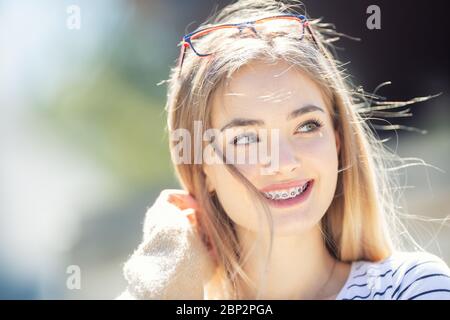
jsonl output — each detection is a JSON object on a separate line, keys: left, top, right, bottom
{"left": 265, "top": 209, "right": 322, "bottom": 237}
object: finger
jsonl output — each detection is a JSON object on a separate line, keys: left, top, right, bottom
{"left": 168, "top": 194, "right": 200, "bottom": 211}
{"left": 186, "top": 212, "right": 197, "bottom": 226}
{"left": 167, "top": 194, "right": 184, "bottom": 208}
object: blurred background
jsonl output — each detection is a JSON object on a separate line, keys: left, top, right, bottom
{"left": 0, "top": 0, "right": 448, "bottom": 299}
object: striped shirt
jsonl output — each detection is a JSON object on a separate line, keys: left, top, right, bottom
{"left": 336, "top": 251, "right": 450, "bottom": 300}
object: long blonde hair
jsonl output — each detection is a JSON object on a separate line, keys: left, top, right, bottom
{"left": 161, "top": 0, "right": 432, "bottom": 299}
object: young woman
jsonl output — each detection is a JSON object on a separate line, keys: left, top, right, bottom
{"left": 118, "top": 0, "right": 450, "bottom": 300}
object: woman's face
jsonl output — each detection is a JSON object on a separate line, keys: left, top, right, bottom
{"left": 203, "top": 60, "right": 340, "bottom": 236}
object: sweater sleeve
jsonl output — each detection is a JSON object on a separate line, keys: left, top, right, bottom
{"left": 116, "top": 190, "right": 216, "bottom": 300}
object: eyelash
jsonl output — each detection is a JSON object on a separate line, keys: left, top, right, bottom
{"left": 231, "top": 118, "right": 324, "bottom": 146}
{"left": 295, "top": 118, "right": 324, "bottom": 134}
{"left": 232, "top": 133, "right": 259, "bottom": 145}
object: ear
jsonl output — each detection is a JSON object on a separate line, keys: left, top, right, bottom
{"left": 202, "top": 165, "right": 215, "bottom": 193}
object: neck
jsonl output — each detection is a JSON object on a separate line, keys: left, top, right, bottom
{"left": 236, "top": 224, "right": 340, "bottom": 300}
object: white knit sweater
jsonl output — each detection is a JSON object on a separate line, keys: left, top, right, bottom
{"left": 116, "top": 190, "right": 216, "bottom": 299}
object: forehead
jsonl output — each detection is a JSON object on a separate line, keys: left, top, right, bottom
{"left": 210, "top": 60, "right": 330, "bottom": 127}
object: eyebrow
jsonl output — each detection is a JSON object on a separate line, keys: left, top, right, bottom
{"left": 220, "top": 104, "right": 325, "bottom": 131}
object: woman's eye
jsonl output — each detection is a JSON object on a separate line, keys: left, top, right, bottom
{"left": 296, "top": 119, "right": 323, "bottom": 133}
{"left": 232, "top": 133, "right": 259, "bottom": 145}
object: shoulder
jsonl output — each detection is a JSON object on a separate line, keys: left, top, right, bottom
{"left": 387, "top": 251, "right": 450, "bottom": 300}
{"left": 338, "top": 251, "right": 450, "bottom": 300}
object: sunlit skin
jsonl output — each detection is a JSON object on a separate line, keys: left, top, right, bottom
{"left": 202, "top": 60, "right": 351, "bottom": 299}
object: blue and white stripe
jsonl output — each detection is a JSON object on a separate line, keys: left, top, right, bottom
{"left": 336, "top": 251, "right": 450, "bottom": 300}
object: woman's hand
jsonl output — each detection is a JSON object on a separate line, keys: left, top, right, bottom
{"left": 167, "top": 191, "right": 217, "bottom": 263}
{"left": 118, "top": 189, "right": 217, "bottom": 300}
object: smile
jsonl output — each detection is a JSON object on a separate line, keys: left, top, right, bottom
{"left": 260, "top": 179, "right": 314, "bottom": 208}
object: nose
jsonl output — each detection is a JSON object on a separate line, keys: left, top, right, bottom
{"left": 262, "top": 137, "right": 301, "bottom": 175}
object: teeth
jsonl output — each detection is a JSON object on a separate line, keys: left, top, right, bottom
{"left": 263, "top": 182, "right": 309, "bottom": 200}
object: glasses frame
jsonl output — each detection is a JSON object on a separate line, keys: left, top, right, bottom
{"left": 177, "top": 14, "right": 320, "bottom": 77}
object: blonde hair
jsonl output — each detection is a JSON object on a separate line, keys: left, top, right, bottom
{"left": 160, "top": 0, "right": 434, "bottom": 299}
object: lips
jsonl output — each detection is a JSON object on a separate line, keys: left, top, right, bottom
{"left": 259, "top": 179, "right": 315, "bottom": 208}
{"left": 262, "top": 182, "right": 308, "bottom": 200}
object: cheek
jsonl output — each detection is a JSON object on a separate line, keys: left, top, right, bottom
{"left": 297, "top": 131, "right": 339, "bottom": 171}
{"left": 298, "top": 131, "right": 340, "bottom": 205}
{"left": 206, "top": 164, "right": 260, "bottom": 228}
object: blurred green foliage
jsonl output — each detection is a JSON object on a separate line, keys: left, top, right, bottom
{"left": 42, "top": 66, "right": 174, "bottom": 189}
